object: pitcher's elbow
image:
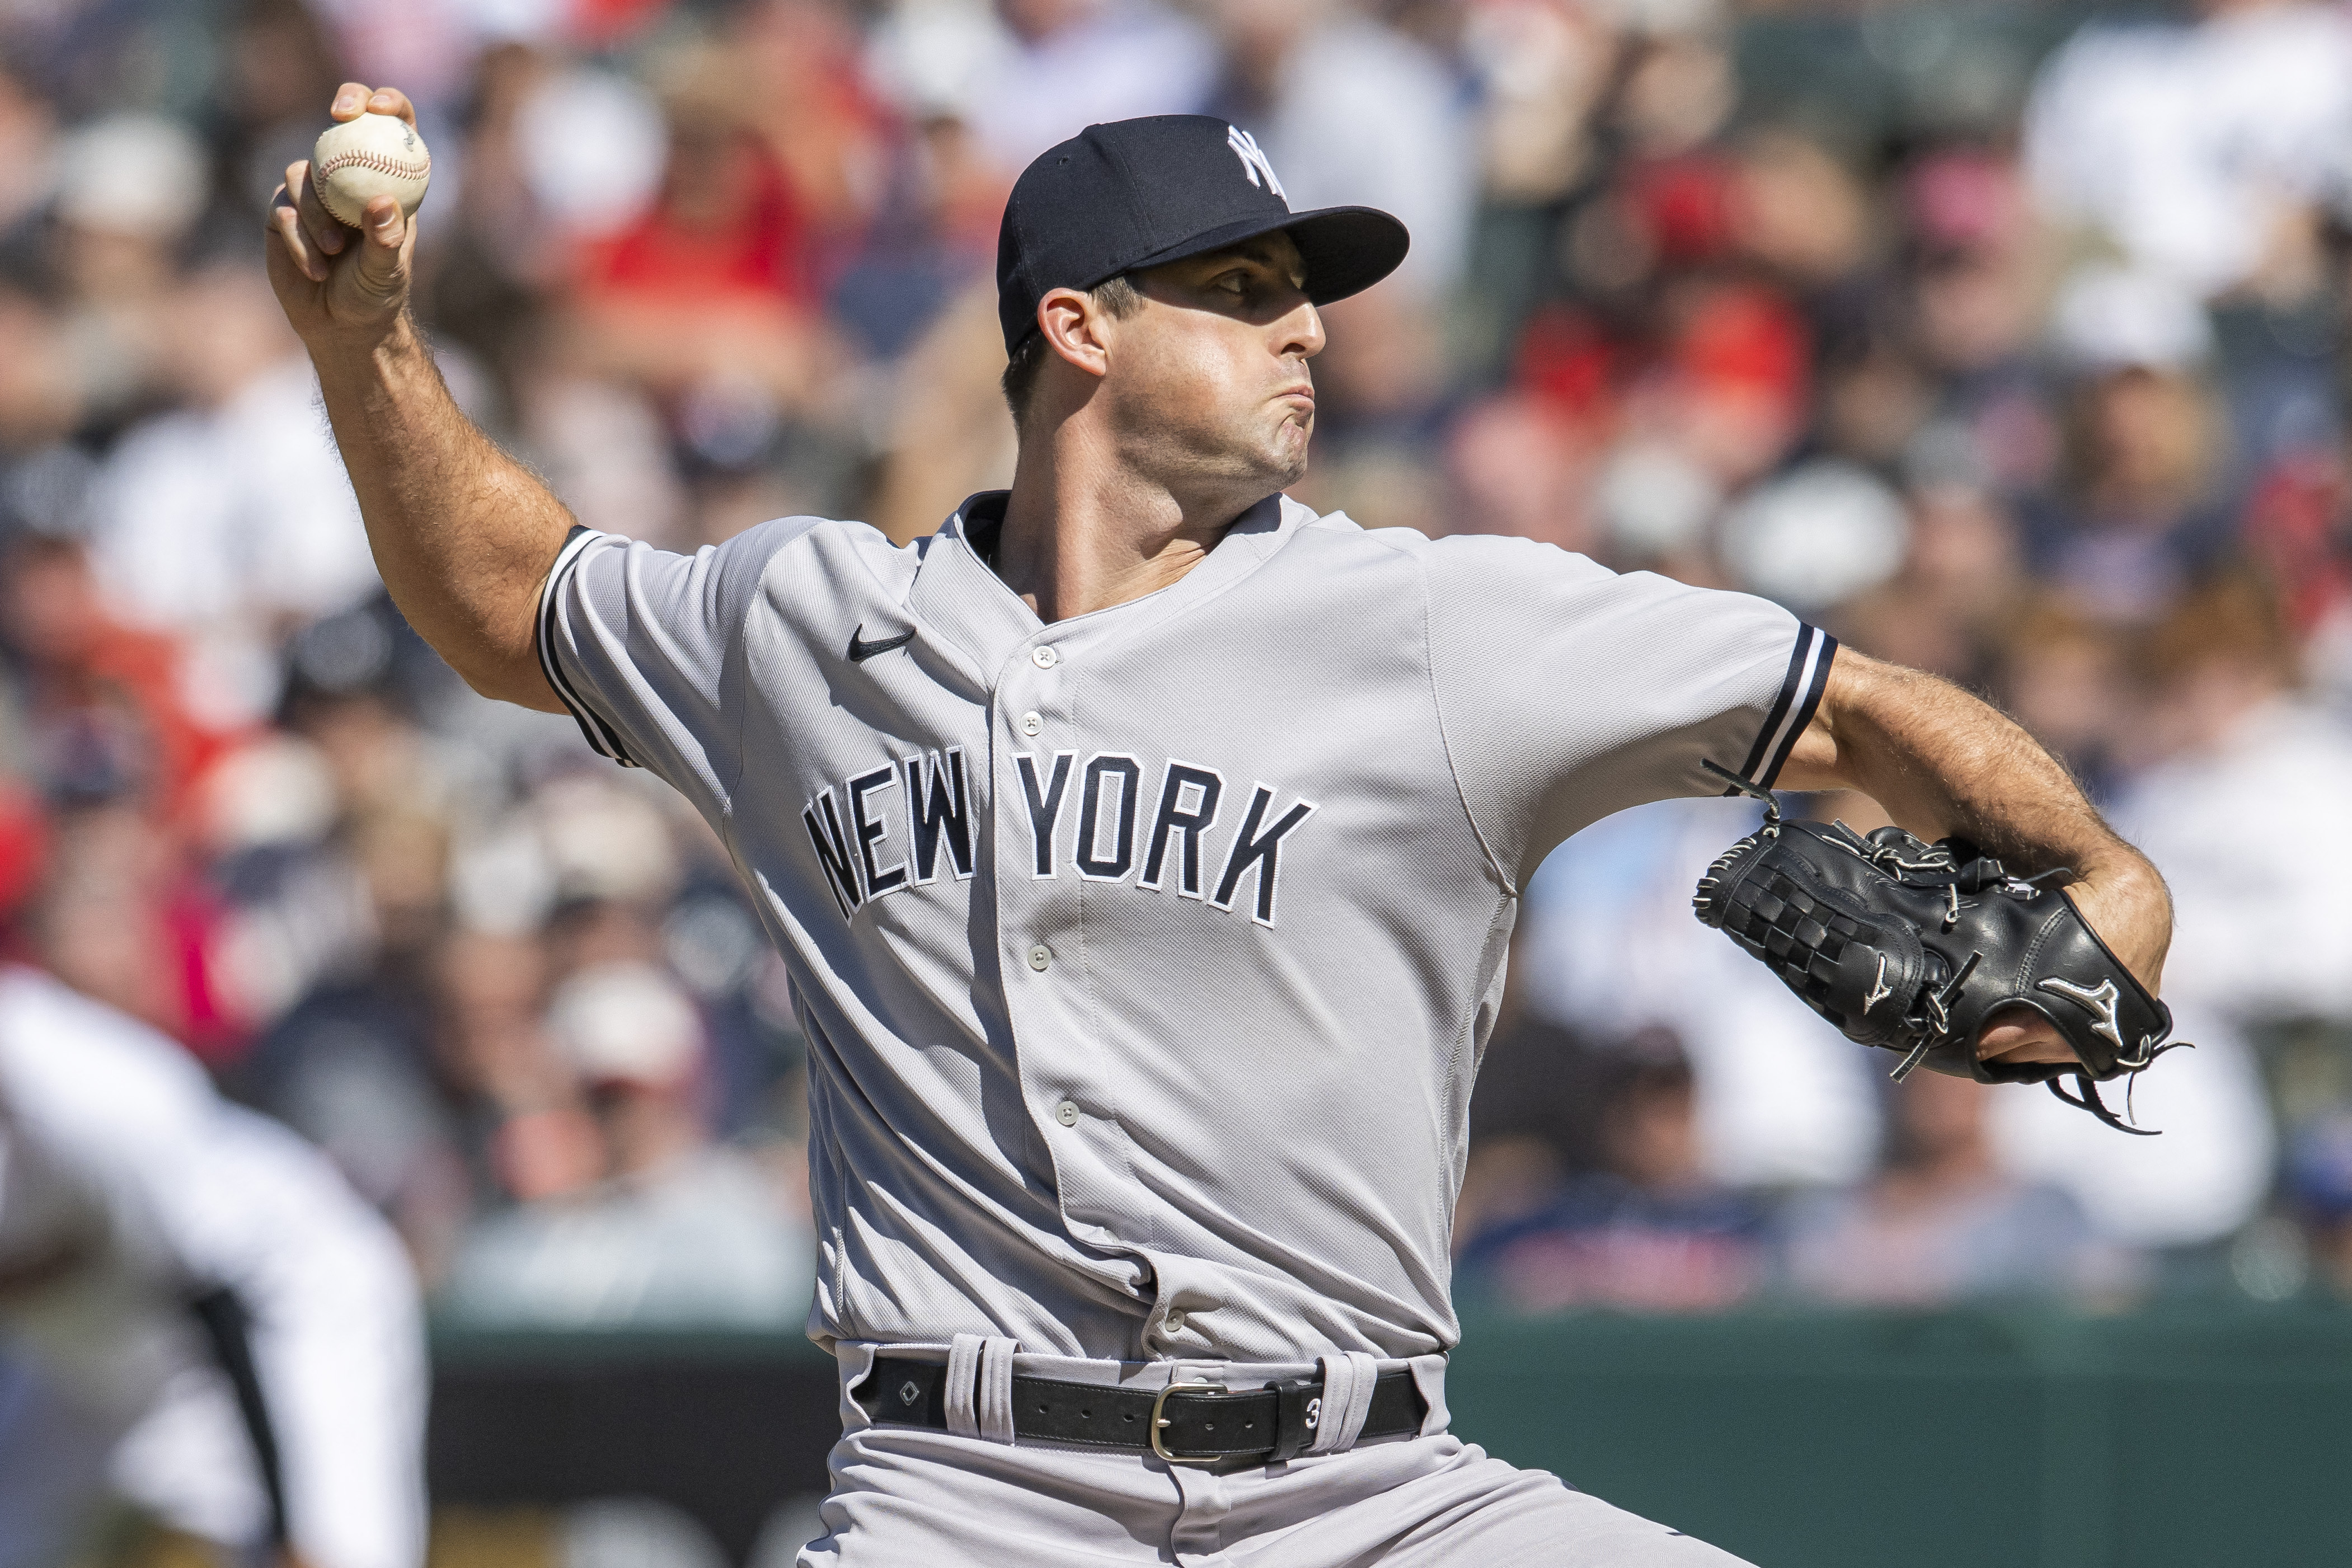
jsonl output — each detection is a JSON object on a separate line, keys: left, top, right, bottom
{"left": 447, "top": 650, "right": 566, "bottom": 714}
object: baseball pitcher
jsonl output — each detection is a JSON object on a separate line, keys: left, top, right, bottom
{"left": 267, "top": 87, "right": 2174, "bottom": 1566}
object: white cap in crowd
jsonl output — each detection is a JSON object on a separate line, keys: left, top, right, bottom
{"left": 546, "top": 962, "right": 705, "bottom": 1090}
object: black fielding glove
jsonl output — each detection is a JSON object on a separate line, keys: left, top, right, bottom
{"left": 1689, "top": 762, "right": 2184, "bottom": 1134}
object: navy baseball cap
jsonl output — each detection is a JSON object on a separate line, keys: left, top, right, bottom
{"left": 996, "top": 116, "right": 1410, "bottom": 354}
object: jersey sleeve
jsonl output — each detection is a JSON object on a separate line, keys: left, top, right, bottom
{"left": 1421, "top": 534, "right": 1834, "bottom": 881}
{"left": 536, "top": 520, "right": 810, "bottom": 816}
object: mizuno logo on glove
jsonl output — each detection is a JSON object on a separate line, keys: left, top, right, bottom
{"left": 2038, "top": 975, "right": 2124, "bottom": 1051}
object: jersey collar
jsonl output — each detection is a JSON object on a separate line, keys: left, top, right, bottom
{"left": 908, "top": 490, "right": 1304, "bottom": 685}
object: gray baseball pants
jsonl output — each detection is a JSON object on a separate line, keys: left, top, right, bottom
{"left": 800, "top": 1345, "right": 1755, "bottom": 1567}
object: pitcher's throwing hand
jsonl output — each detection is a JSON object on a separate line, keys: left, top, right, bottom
{"left": 264, "top": 83, "right": 421, "bottom": 346}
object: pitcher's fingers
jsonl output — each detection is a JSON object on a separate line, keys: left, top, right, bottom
{"left": 364, "top": 86, "right": 419, "bottom": 128}
{"left": 330, "top": 82, "right": 371, "bottom": 121}
{"left": 267, "top": 183, "right": 328, "bottom": 283}
{"left": 357, "top": 195, "right": 409, "bottom": 278}
{"left": 1977, "top": 1011, "right": 2077, "bottom": 1067}
{"left": 346, "top": 196, "right": 413, "bottom": 309}
{"left": 287, "top": 160, "right": 348, "bottom": 253}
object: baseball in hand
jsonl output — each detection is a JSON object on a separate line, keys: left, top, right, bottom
{"left": 311, "top": 112, "right": 431, "bottom": 229}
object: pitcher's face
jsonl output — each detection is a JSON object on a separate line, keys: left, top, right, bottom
{"left": 1102, "top": 233, "right": 1326, "bottom": 499}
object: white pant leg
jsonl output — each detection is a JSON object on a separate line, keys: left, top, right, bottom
{"left": 797, "top": 1425, "right": 1753, "bottom": 1567}
{"left": 1214, "top": 1435, "right": 1756, "bottom": 1567}
{"left": 797, "top": 1424, "right": 1189, "bottom": 1567}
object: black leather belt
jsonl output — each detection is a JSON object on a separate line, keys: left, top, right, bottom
{"left": 856, "top": 1354, "right": 1428, "bottom": 1466}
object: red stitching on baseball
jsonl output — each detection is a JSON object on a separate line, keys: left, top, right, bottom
{"left": 317, "top": 148, "right": 430, "bottom": 181}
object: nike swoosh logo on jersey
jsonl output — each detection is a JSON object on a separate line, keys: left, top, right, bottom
{"left": 848, "top": 625, "right": 916, "bottom": 663}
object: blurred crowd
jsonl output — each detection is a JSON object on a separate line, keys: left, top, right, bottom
{"left": 4, "top": 0, "right": 2352, "bottom": 1330}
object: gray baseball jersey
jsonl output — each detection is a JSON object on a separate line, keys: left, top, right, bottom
{"left": 537, "top": 490, "right": 1830, "bottom": 1363}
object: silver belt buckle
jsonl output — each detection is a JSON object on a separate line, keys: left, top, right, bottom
{"left": 1149, "top": 1379, "right": 1229, "bottom": 1467}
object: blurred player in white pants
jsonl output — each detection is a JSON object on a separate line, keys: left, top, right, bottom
{"left": 0, "top": 961, "right": 428, "bottom": 1568}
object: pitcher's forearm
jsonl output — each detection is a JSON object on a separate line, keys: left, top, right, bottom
{"left": 1817, "top": 660, "right": 2112, "bottom": 867}
{"left": 313, "top": 313, "right": 570, "bottom": 709}
{"left": 1787, "top": 655, "right": 2098, "bottom": 863}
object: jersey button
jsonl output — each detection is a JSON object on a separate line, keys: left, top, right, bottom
{"left": 1054, "top": 1100, "right": 1080, "bottom": 1127}
{"left": 1027, "top": 944, "right": 1052, "bottom": 971}
{"left": 1163, "top": 1309, "right": 1187, "bottom": 1332}
{"left": 1020, "top": 711, "right": 1043, "bottom": 737}
{"left": 1031, "top": 646, "right": 1059, "bottom": 669}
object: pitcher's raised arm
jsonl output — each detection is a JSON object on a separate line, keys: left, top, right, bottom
{"left": 263, "top": 82, "right": 569, "bottom": 711}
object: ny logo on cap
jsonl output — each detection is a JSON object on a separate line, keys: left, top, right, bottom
{"left": 1227, "top": 126, "right": 1286, "bottom": 201}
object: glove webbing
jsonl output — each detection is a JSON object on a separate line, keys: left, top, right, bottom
{"left": 1733, "top": 869, "right": 1867, "bottom": 1018}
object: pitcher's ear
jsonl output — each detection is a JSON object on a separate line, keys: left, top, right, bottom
{"left": 1038, "top": 287, "right": 1114, "bottom": 381}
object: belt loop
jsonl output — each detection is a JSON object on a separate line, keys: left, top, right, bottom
{"left": 975, "top": 1337, "right": 1017, "bottom": 1444}
{"left": 1407, "top": 1354, "right": 1450, "bottom": 1436}
{"left": 1309, "top": 1351, "right": 1379, "bottom": 1454}
{"left": 945, "top": 1334, "right": 983, "bottom": 1439}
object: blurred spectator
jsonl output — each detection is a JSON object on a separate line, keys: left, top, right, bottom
{"left": 537, "top": 35, "right": 882, "bottom": 536}
{"left": 41, "top": 114, "right": 209, "bottom": 434}
{"left": 1208, "top": 0, "right": 1475, "bottom": 301}
{"left": 963, "top": 0, "right": 1218, "bottom": 172}
{"left": 1727, "top": 128, "right": 1881, "bottom": 363}
{"left": 1988, "top": 595, "right": 2130, "bottom": 801}
{"left": 87, "top": 262, "right": 380, "bottom": 729}
{"left": 1902, "top": 154, "right": 2058, "bottom": 503}
{"left": 434, "top": 929, "right": 581, "bottom": 1200}
{"left": 0, "top": 528, "right": 231, "bottom": 825}
{"left": 24, "top": 799, "right": 246, "bottom": 1068}
{"left": 733, "top": 0, "right": 899, "bottom": 250}
{"left": 2238, "top": 440, "right": 2352, "bottom": 696}
{"left": 564, "top": 49, "right": 842, "bottom": 487}
{"left": 2025, "top": 0, "right": 2352, "bottom": 303}
{"left": 2287, "top": 1115, "right": 2352, "bottom": 1300}
{"left": 2026, "top": 357, "right": 2234, "bottom": 623}
{"left": 0, "top": 66, "right": 57, "bottom": 237}
{"left": 2109, "top": 573, "right": 2352, "bottom": 1025}
{"left": 216, "top": 0, "right": 353, "bottom": 218}
{"left": 1718, "top": 458, "right": 1908, "bottom": 614}
{"left": 1520, "top": 796, "right": 1882, "bottom": 1189}
{"left": 1458, "top": 1028, "right": 1768, "bottom": 1315}
{"left": 1782, "top": 1072, "right": 2137, "bottom": 1307}
{"left": 834, "top": 27, "right": 1006, "bottom": 364}
{"left": 1836, "top": 480, "right": 2026, "bottom": 686}
{"left": 1990, "top": 1002, "right": 2275, "bottom": 1255}
{"left": 439, "top": 961, "right": 813, "bottom": 1327}
{"left": 1456, "top": 967, "right": 1612, "bottom": 1249}
{"left": 0, "top": 520, "right": 252, "bottom": 1065}
{"left": 865, "top": 279, "right": 1018, "bottom": 542}
{"left": 206, "top": 600, "right": 483, "bottom": 1035}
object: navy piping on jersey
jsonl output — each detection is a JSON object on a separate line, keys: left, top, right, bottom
{"left": 1726, "top": 622, "right": 1835, "bottom": 794}
{"left": 537, "top": 525, "right": 640, "bottom": 767}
